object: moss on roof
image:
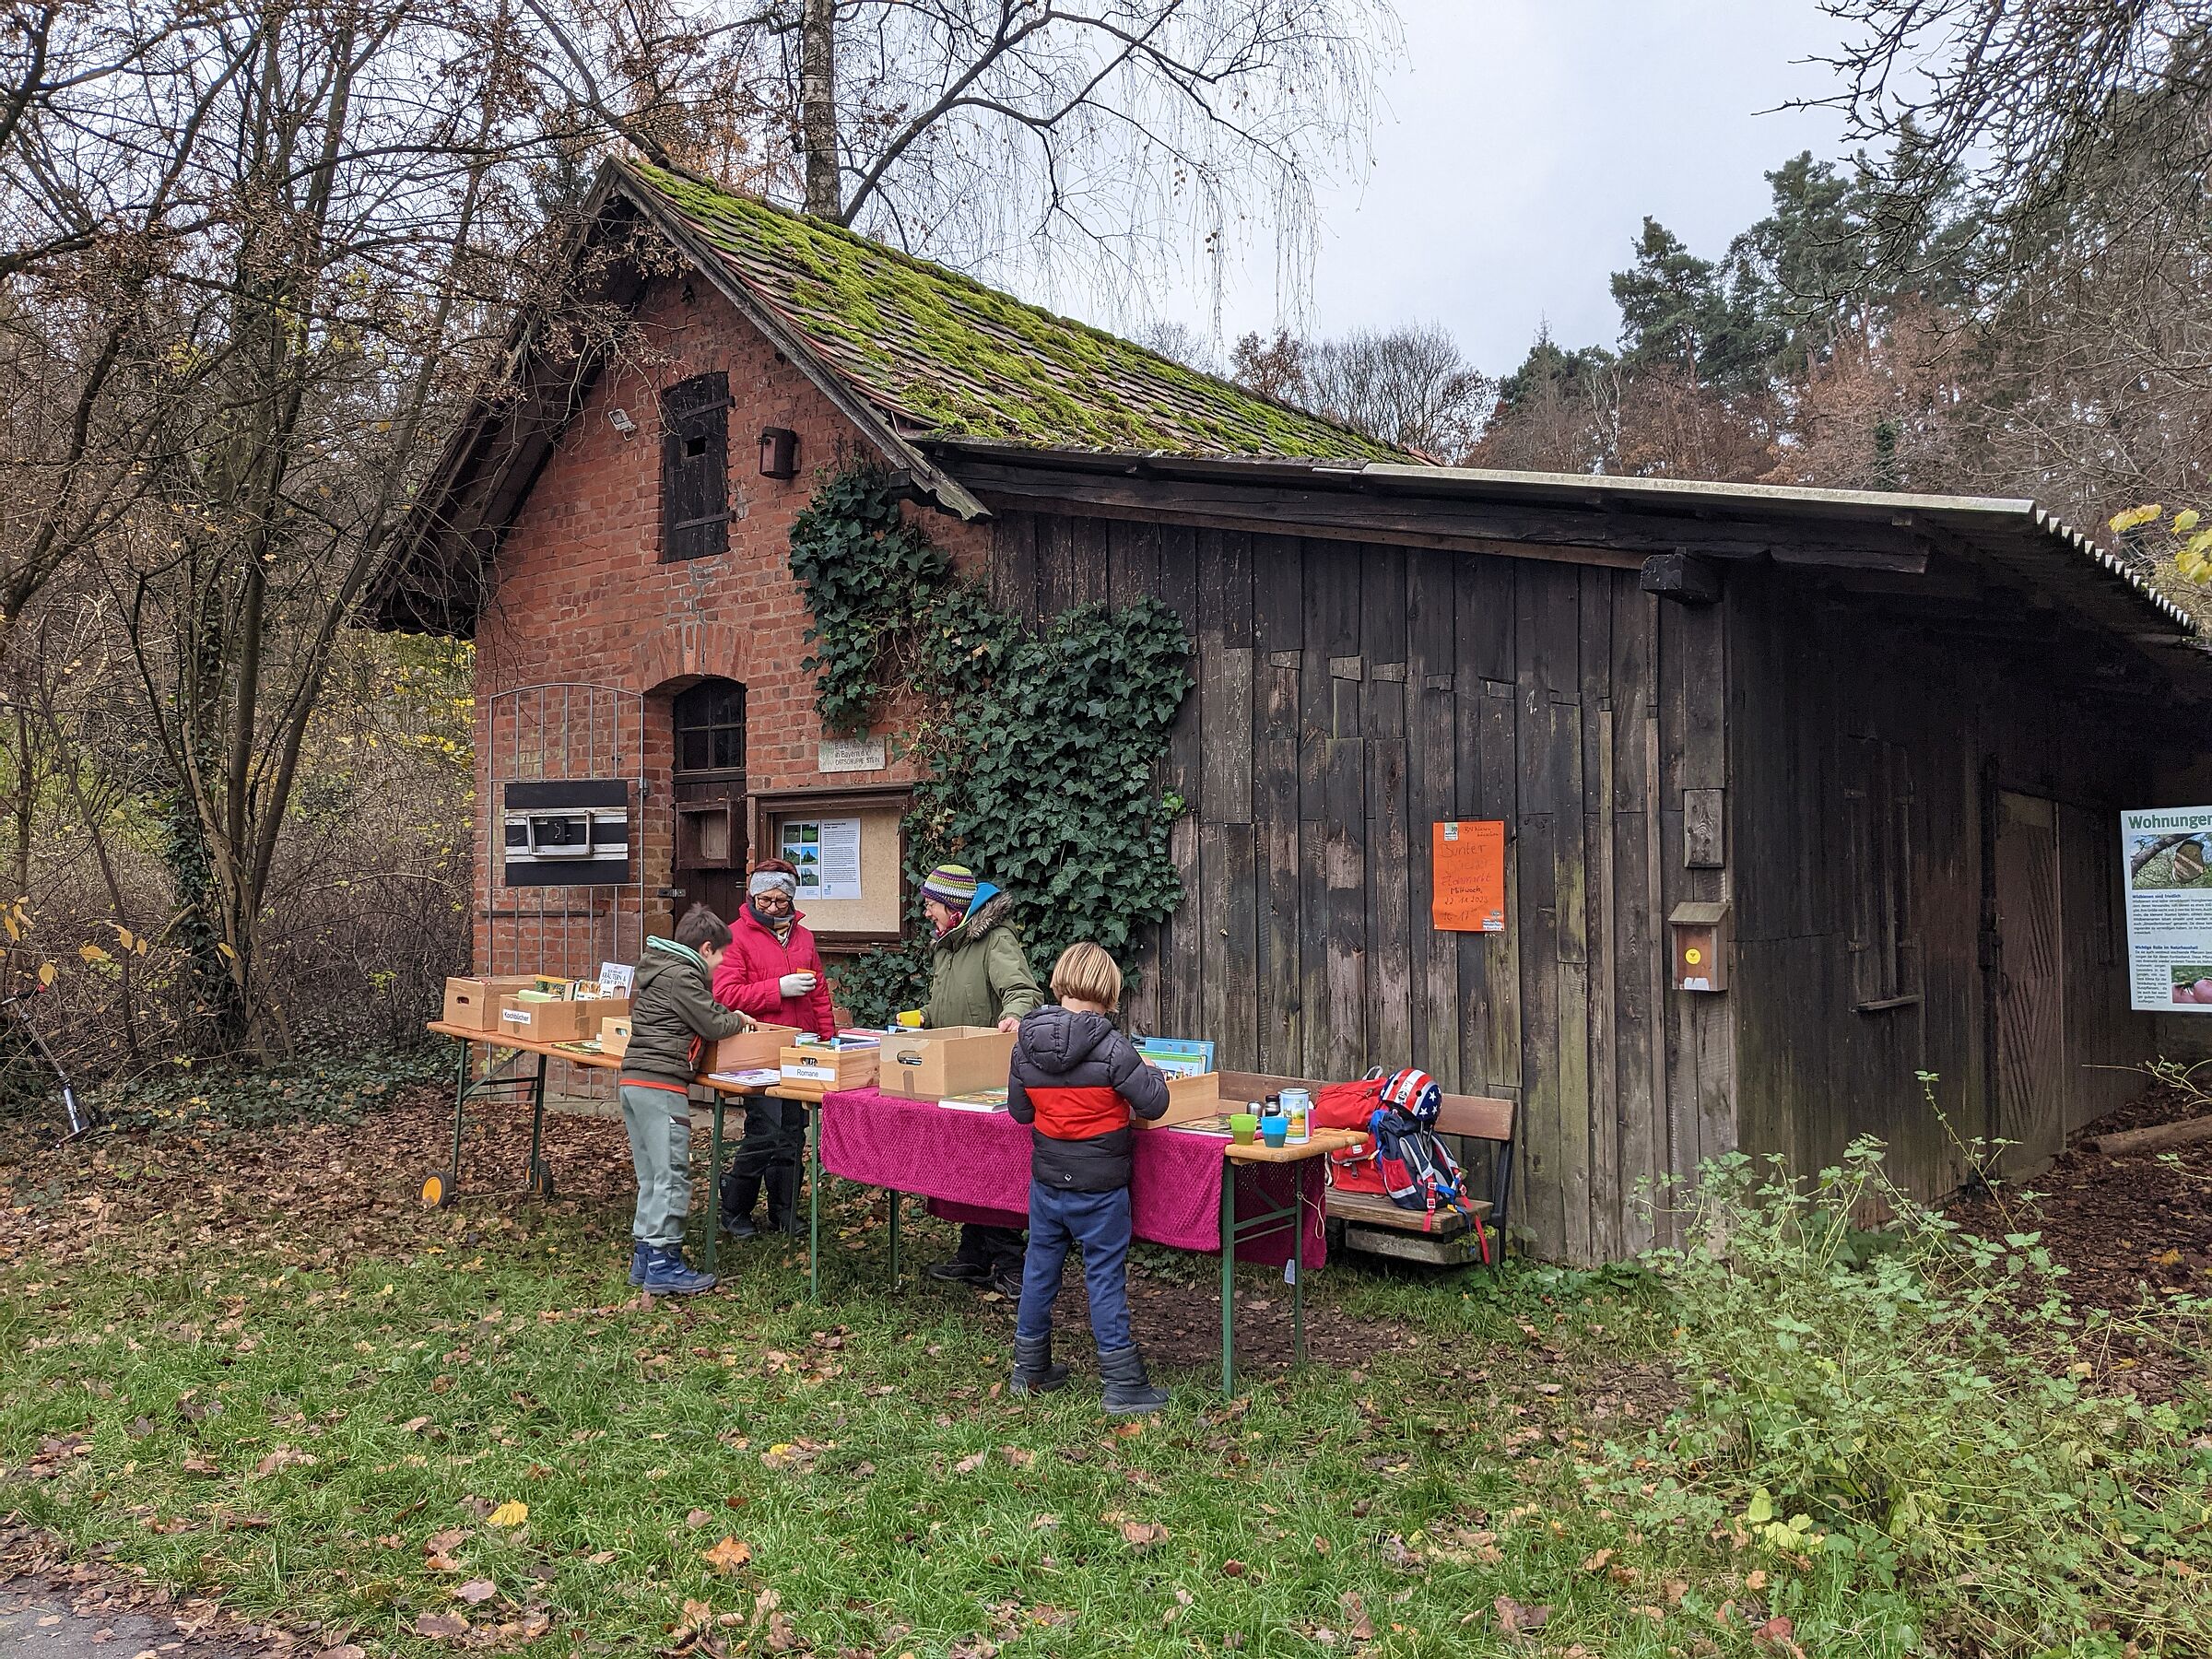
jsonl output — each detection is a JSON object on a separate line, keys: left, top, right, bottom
{"left": 627, "top": 163, "right": 1407, "bottom": 464}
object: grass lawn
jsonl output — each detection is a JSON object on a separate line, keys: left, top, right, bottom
{"left": 2, "top": 1055, "right": 2207, "bottom": 1659}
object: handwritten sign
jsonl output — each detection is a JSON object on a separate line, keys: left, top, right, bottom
{"left": 1431, "top": 820, "right": 1506, "bottom": 933}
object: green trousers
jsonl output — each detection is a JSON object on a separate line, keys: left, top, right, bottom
{"left": 619, "top": 1083, "right": 691, "bottom": 1248}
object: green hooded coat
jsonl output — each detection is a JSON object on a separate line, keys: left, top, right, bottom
{"left": 924, "top": 888, "right": 1042, "bottom": 1030}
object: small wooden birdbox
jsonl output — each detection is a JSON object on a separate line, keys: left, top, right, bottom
{"left": 1668, "top": 900, "right": 1731, "bottom": 993}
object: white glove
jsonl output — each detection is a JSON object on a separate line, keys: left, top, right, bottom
{"left": 779, "top": 971, "right": 818, "bottom": 997}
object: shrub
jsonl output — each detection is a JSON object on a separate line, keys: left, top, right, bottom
{"left": 1603, "top": 1140, "right": 2212, "bottom": 1655}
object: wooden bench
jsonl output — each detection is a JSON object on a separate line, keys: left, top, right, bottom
{"left": 1217, "top": 1072, "right": 1517, "bottom": 1267}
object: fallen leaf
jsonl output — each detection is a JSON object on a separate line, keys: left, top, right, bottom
{"left": 760, "top": 1444, "right": 816, "bottom": 1474}
{"left": 487, "top": 1500, "right": 528, "bottom": 1527}
{"left": 254, "top": 1447, "right": 316, "bottom": 1476}
{"left": 702, "top": 1535, "right": 753, "bottom": 1575}
{"left": 999, "top": 1446, "right": 1035, "bottom": 1467}
{"left": 453, "top": 1581, "right": 498, "bottom": 1606}
{"left": 953, "top": 1452, "right": 988, "bottom": 1475}
{"left": 1753, "top": 1617, "right": 1796, "bottom": 1647}
{"left": 413, "top": 1613, "right": 469, "bottom": 1641}
{"left": 686, "top": 1509, "right": 712, "bottom": 1529}
{"left": 181, "top": 1455, "right": 218, "bottom": 1477}
{"left": 585, "top": 1550, "right": 618, "bottom": 1566}
{"left": 402, "top": 1417, "right": 432, "bottom": 1434}
{"left": 426, "top": 1529, "right": 469, "bottom": 1555}
{"left": 1494, "top": 1596, "right": 1550, "bottom": 1637}
{"left": 1110, "top": 1422, "right": 1144, "bottom": 1439}
{"left": 1745, "top": 1569, "right": 1768, "bottom": 1592}
{"left": 316, "top": 1646, "right": 366, "bottom": 1659}
{"left": 126, "top": 1418, "right": 155, "bottom": 1440}
{"left": 765, "top": 1613, "right": 798, "bottom": 1652}
{"left": 1582, "top": 1547, "right": 1614, "bottom": 1573}
{"left": 1340, "top": 1593, "right": 1375, "bottom": 1641}
{"left": 1119, "top": 1521, "right": 1169, "bottom": 1551}
{"left": 1220, "top": 1559, "right": 1247, "bottom": 1578}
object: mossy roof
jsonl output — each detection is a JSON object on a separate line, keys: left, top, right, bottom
{"left": 627, "top": 163, "right": 1408, "bottom": 464}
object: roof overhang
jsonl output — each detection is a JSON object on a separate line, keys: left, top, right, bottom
{"left": 927, "top": 438, "right": 2209, "bottom": 703}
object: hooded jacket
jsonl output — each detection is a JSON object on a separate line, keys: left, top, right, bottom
{"left": 924, "top": 885, "right": 1042, "bottom": 1030}
{"left": 712, "top": 902, "right": 837, "bottom": 1040}
{"left": 1006, "top": 1006, "right": 1170, "bottom": 1193}
{"left": 619, "top": 937, "right": 755, "bottom": 1091}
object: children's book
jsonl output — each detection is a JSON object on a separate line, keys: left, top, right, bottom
{"left": 707, "top": 1067, "right": 783, "bottom": 1087}
{"left": 1135, "top": 1036, "right": 1215, "bottom": 1077}
{"left": 937, "top": 1087, "right": 1008, "bottom": 1112}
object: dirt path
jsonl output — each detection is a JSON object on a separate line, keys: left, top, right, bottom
{"left": 0, "top": 1528, "right": 292, "bottom": 1659}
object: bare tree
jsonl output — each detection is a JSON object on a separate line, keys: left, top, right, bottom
{"left": 525, "top": 0, "right": 1398, "bottom": 304}
{"left": 1230, "top": 322, "right": 1488, "bottom": 459}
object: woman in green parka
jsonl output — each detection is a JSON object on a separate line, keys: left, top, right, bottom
{"left": 917, "top": 863, "right": 1042, "bottom": 1296}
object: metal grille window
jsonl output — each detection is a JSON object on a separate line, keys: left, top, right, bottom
{"left": 660, "top": 372, "right": 729, "bottom": 562}
{"left": 674, "top": 678, "right": 746, "bottom": 778}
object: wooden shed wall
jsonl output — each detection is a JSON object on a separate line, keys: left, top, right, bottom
{"left": 1725, "top": 565, "right": 2153, "bottom": 1202}
{"left": 984, "top": 509, "right": 1734, "bottom": 1264}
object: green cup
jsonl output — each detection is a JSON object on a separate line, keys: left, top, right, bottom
{"left": 1228, "top": 1112, "right": 1258, "bottom": 1144}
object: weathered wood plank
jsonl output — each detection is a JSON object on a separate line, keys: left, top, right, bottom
{"left": 1368, "top": 735, "right": 1413, "bottom": 1068}
{"left": 1036, "top": 513, "right": 1077, "bottom": 618}
{"left": 994, "top": 511, "right": 1039, "bottom": 621}
{"left": 1258, "top": 644, "right": 1304, "bottom": 1075}
{"left": 1219, "top": 824, "right": 1260, "bottom": 1071}
{"left": 1200, "top": 642, "right": 1255, "bottom": 825}
{"left": 1611, "top": 585, "right": 1663, "bottom": 1254}
{"left": 1324, "top": 734, "right": 1368, "bottom": 1077}
{"left": 1106, "top": 515, "right": 1159, "bottom": 608}
{"left": 1458, "top": 556, "right": 1521, "bottom": 1100}
{"left": 1071, "top": 514, "right": 1112, "bottom": 608}
{"left": 1406, "top": 549, "right": 1461, "bottom": 1089}
{"left": 1198, "top": 818, "right": 1231, "bottom": 1063}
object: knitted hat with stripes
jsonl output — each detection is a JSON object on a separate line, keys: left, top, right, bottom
{"left": 919, "top": 863, "right": 979, "bottom": 911}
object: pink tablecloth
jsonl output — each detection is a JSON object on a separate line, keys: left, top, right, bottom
{"left": 818, "top": 1087, "right": 1326, "bottom": 1270}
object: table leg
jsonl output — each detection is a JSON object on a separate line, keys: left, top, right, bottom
{"left": 1291, "top": 1164, "right": 1307, "bottom": 1369}
{"left": 524, "top": 1054, "right": 549, "bottom": 1195}
{"left": 703, "top": 1096, "right": 725, "bottom": 1279}
{"left": 807, "top": 1101, "right": 821, "bottom": 1302}
{"left": 888, "top": 1189, "right": 901, "bottom": 1291}
{"left": 1219, "top": 1159, "right": 1237, "bottom": 1399}
{"left": 446, "top": 1041, "right": 469, "bottom": 1187}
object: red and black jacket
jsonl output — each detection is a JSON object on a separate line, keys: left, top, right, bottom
{"left": 1006, "top": 1006, "right": 1170, "bottom": 1193}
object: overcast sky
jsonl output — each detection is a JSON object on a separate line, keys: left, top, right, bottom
{"left": 1160, "top": 0, "right": 1859, "bottom": 375}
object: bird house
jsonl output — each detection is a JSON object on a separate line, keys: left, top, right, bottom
{"left": 1668, "top": 900, "right": 1731, "bottom": 993}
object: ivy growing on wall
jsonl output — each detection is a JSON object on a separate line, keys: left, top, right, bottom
{"left": 788, "top": 464, "right": 1191, "bottom": 1025}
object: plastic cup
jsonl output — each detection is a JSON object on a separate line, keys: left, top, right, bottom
{"left": 1229, "top": 1112, "right": 1258, "bottom": 1144}
{"left": 1260, "top": 1114, "right": 1288, "bottom": 1147}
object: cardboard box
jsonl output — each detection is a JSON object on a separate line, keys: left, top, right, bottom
{"left": 599, "top": 1016, "right": 632, "bottom": 1058}
{"left": 779, "top": 1044, "right": 880, "bottom": 1088}
{"left": 879, "top": 1025, "right": 1016, "bottom": 1100}
{"left": 442, "top": 975, "right": 538, "bottom": 1030}
{"left": 706, "top": 1023, "right": 803, "bottom": 1075}
{"left": 1137, "top": 1070, "right": 1223, "bottom": 1129}
{"left": 496, "top": 994, "right": 631, "bottom": 1044}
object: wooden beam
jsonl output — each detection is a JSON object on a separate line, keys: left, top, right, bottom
{"left": 951, "top": 460, "right": 1931, "bottom": 571}
{"left": 1641, "top": 552, "right": 1724, "bottom": 605}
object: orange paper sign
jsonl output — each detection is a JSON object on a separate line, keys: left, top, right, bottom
{"left": 1432, "top": 820, "right": 1506, "bottom": 933}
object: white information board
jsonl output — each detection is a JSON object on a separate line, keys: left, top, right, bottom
{"left": 2123, "top": 806, "right": 2212, "bottom": 1010}
{"left": 780, "top": 816, "right": 864, "bottom": 901}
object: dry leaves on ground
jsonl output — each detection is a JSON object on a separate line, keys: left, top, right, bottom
{"left": 1118, "top": 1522, "right": 1168, "bottom": 1551}
{"left": 701, "top": 1536, "right": 752, "bottom": 1575}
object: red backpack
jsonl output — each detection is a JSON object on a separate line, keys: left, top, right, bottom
{"left": 1314, "top": 1073, "right": 1389, "bottom": 1194}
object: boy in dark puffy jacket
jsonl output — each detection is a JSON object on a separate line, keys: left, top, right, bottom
{"left": 1006, "top": 942, "right": 1171, "bottom": 1413}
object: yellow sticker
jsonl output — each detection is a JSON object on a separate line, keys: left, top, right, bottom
{"left": 1684, "top": 947, "right": 1703, "bottom": 966}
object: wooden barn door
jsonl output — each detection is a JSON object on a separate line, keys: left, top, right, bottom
{"left": 1990, "top": 790, "right": 2065, "bottom": 1167}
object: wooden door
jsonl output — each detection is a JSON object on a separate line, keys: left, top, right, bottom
{"left": 1991, "top": 790, "right": 2064, "bottom": 1168}
{"left": 671, "top": 678, "right": 747, "bottom": 923}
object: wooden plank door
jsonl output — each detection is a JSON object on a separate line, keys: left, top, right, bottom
{"left": 1991, "top": 791, "right": 2065, "bottom": 1168}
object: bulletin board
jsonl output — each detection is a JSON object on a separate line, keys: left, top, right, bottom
{"left": 752, "top": 788, "right": 908, "bottom": 943}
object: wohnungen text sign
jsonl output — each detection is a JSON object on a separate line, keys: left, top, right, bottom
{"left": 2123, "top": 806, "right": 2212, "bottom": 1010}
{"left": 1432, "top": 820, "right": 1506, "bottom": 933}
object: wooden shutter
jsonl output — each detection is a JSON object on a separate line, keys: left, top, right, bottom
{"left": 660, "top": 372, "right": 729, "bottom": 562}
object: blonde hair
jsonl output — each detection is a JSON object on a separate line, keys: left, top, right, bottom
{"left": 1050, "top": 941, "right": 1124, "bottom": 1008}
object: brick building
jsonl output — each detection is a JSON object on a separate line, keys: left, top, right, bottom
{"left": 382, "top": 160, "right": 2212, "bottom": 1262}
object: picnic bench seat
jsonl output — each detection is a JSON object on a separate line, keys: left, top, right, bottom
{"left": 1217, "top": 1072, "right": 1517, "bottom": 1266}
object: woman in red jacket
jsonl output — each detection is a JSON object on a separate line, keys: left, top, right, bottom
{"left": 712, "top": 861, "right": 835, "bottom": 1238}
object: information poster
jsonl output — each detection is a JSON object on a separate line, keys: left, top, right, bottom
{"left": 2123, "top": 806, "right": 2212, "bottom": 1010}
{"left": 1431, "top": 819, "right": 1507, "bottom": 933}
{"left": 780, "top": 817, "right": 863, "bottom": 901}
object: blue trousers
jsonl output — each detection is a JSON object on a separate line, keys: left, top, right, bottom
{"left": 1017, "top": 1182, "right": 1134, "bottom": 1352}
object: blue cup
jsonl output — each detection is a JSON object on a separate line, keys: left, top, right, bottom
{"left": 1260, "top": 1113, "right": 1288, "bottom": 1147}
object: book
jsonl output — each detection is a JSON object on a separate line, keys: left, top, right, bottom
{"left": 938, "top": 1087, "right": 1007, "bottom": 1111}
{"left": 1135, "top": 1036, "right": 1215, "bottom": 1077}
{"left": 937, "top": 1099, "right": 1006, "bottom": 1113}
{"left": 1165, "top": 1113, "right": 1236, "bottom": 1136}
{"left": 707, "top": 1067, "right": 783, "bottom": 1087}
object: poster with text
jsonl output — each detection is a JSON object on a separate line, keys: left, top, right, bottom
{"left": 2123, "top": 806, "right": 2212, "bottom": 1010}
{"left": 779, "top": 817, "right": 863, "bottom": 901}
{"left": 1431, "top": 820, "right": 1507, "bottom": 933}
